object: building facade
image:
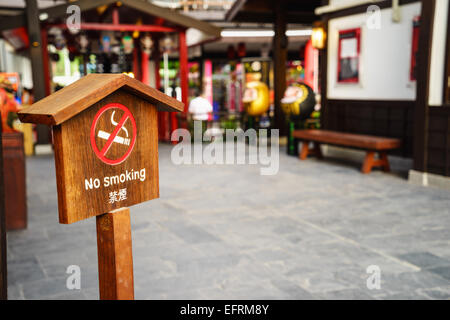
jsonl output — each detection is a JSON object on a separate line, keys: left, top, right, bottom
{"left": 317, "top": 0, "right": 450, "bottom": 188}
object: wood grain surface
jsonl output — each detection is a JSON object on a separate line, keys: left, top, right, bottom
{"left": 53, "top": 89, "right": 159, "bottom": 224}
{"left": 17, "top": 73, "right": 184, "bottom": 126}
{"left": 96, "top": 208, "right": 134, "bottom": 300}
{"left": 293, "top": 129, "right": 401, "bottom": 150}
{"left": 296, "top": 129, "right": 398, "bottom": 174}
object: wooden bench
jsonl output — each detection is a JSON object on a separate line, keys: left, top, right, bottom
{"left": 292, "top": 129, "right": 401, "bottom": 174}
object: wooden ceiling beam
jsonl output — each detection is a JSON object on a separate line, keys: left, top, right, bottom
{"left": 1, "top": 0, "right": 221, "bottom": 38}
{"left": 225, "top": 0, "right": 247, "bottom": 22}
{"left": 121, "top": 0, "right": 221, "bottom": 37}
{"left": 0, "top": 0, "right": 117, "bottom": 32}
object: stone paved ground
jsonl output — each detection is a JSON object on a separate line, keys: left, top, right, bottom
{"left": 6, "top": 143, "right": 450, "bottom": 300}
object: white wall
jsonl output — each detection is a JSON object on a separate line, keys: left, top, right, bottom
{"left": 0, "top": 39, "right": 33, "bottom": 89}
{"left": 329, "top": 0, "right": 373, "bottom": 7}
{"left": 428, "top": 0, "right": 449, "bottom": 106}
{"left": 327, "top": 2, "right": 421, "bottom": 101}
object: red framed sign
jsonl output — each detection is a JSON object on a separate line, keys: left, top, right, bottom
{"left": 337, "top": 28, "right": 361, "bottom": 83}
{"left": 1, "top": 27, "right": 29, "bottom": 51}
{"left": 410, "top": 16, "right": 420, "bottom": 81}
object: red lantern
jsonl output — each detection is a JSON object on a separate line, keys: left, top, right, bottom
{"left": 237, "top": 42, "right": 246, "bottom": 58}
{"left": 140, "top": 33, "right": 153, "bottom": 55}
{"left": 227, "top": 45, "right": 236, "bottom": 60}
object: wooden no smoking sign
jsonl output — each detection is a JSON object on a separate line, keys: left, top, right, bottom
{"left": 18, "top": 74, "right": 183, "bottom": 299}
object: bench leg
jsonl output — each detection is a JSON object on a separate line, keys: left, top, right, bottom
{"left": 299, "top": 141, "right": 310, "bottom": 160}
{"left": 362, "top": 151, "right": 390, "bottom": 174}
{"left": 379, "top": 151, "right": 390, "bottom": 172}
{"left": 314, "top": 142, "right": 323, "bottom": 159}
{"left": 362, "top": 151, "right": 375, "bottom": 174}
{"left": 299, "top": 141, "right": 323, "bottom": 160}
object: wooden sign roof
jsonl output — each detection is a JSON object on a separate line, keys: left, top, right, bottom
{"left": 18, "top": 74, "right": 184, "bottom": 126}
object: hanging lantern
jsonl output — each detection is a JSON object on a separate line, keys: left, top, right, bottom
{"left": 96, "top": 5, "right": 108, "bottom": 15}
{"left": 111, "top": 32, "right": 121, "bottom": 55}
{"left": 49, "top": 28, "right": 66, "bottom": 50}
{"left": 54, "top": 35, "right": 66, "bottom": 50}
{"left": 237, "top": 42, "right": 246, "bottom": 58}
{"left": 260, "top": 43, "right": 270, "bottom": 58}
{"left": 77, "top": 33, "right": 89, "bottom": 53}
{"left": 132, "top": 18, "right": 142, "bottom": 39}
{"left": 66, "top": 36, "right": 77, "bottom": 55}
{"left": 299, "top": 44, "right": 306, "bottom": 60}
{"left": 311, "top": 21, "right": 326, "bottom": 50}
{"left": 227, "top": 45, "right": 236, "bottom": 60}
{"left": 140, "top": 33, "right": 153, "bottom": 55}
{"left": 122, "top": 35, "right": 134, "bottom": 54}
{"left": 161, "top": 35, "right": 174, "bottom": 53}
{"left": 101, "top": 35, "right": 111, "bottom": 53}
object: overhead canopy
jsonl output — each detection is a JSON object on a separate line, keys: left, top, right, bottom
{"left": 122, "top": 0, "right": 221, "bottom": 37}
{"left": 0, "top": 0, "right": 222, "bottom": 38}
{"left": 226, "top": 0, "right": 320, "bottom": 24}
{"left": 18, "top": 74, "right": 184, "bottom": 126}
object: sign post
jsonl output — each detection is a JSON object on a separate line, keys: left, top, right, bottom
{"left": 97, "top": 208, "right": 134, "bottom": 300}
{"left": 18, "top": 74, "right": 183, "bottom": 299}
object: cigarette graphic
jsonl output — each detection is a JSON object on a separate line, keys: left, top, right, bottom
{"left": 98, "top": 130, "right": 131, "bottom": 146}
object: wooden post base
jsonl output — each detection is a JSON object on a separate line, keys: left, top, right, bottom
{"left": 2, "top": 132, "right": 27, "bottom": 230}
{"left": 361, "top": 151, "right": 390, "bottom": 174}
{"left": 0, "top": 122, "right": 7, "bottom": 300}
{"left": 96, "top": 208, "right": 134, "bottom": 300}
{"left": 299, "top": 141, "right": 323, "bottom": 160}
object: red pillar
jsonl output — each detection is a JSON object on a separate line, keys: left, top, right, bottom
{"left": 141, "top": 52, "right": 149, "bottom": 85}
{"left": 304, "top": 40, "right": 315, "bottom": 91}
{"left": 112, "top": 8, "right": 119, "bottom": 25}
{"left": 178, "top": 30, "right": 189, "bottom": 114}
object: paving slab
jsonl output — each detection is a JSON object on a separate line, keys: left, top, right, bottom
{"left": 5, "top": 144, "right": 450, "bottom": 300}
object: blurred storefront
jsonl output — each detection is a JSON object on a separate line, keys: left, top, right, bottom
{"left": 224, "top": 0, "right": 321, "bottom": 141}
{"left": 0, "top": 0, "right": 221, "bottom": 146}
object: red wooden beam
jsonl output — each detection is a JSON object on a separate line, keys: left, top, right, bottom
{"left": 49, "top": 23, "right": 176, "bottom": 33}
{"left": 112, "top": 7, "right": 119, "bottom": 25}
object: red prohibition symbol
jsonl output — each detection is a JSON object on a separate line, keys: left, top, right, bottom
{"left": 90, "top": 103, "right": 137, "bottom": 165}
